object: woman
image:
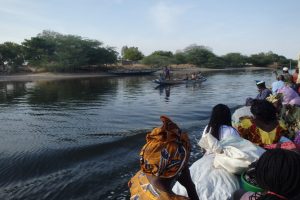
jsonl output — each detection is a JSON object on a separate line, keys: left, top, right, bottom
{"left": 128, "top": 116, "right": 199, "bottom": 200}
{"left": 173, "top": 104, "right": 258, "bottom": 200}
{"left": 237, "top": 100, "right": 288, "bottom": 147}
{"left": 205, "top": 104, "right": 240, "bottom": 140}
{"left": 237, "top": 149, "right": 300, "bottom": 200}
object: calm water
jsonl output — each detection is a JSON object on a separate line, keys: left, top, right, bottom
{"left": 0, "top": 70, "right": 275, "bottom": 200}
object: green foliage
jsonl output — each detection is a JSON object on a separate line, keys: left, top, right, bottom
{"left": 141, "top": 54, "right": 172, "bottom": 67}
{"left": 22, "top": 30, "right": 117, "bottom": 72}
{"left": 183, "top": 45, "right": 217, "bottom": 67}
{"left": 151, "top": 50, "right": 173, "bottom": 57}
{"left": 173, "top": 52, "right": 187, "bottom": 64}
{"left": 121, "top": 46, "right": 144, "bottom": 61}
{"left": 0, "top": 42, "right": 24, "bottom": 72}
{"left": 222, "top": 53, "right": 247, "bottom": 67}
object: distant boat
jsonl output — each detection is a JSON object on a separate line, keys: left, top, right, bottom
{"left": 153, "top": 77, "right": 207, "bottom": 85}
{"left": 108, "top": 69, "right": 158, "bottom": 76}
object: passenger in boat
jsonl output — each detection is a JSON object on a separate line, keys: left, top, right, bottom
{"left": 205, "top": 104, "right": 240, "bottom": 140}
{"left": 232, "top": 98, "right": 254, "bottom": 127}
{"left": 235, "top": 149, "right": 300, "bottom": 200}
{"left": 191, "top": 73, "right": 196, "bottom": 80}
{"left": 128, "top": 116, "right": 199, "bottom": 200}
{"left": 282, "top": 67, "right": 293, "bottom": 85}
{"left": 271, "top": 75, "right": 285, "bottom": 94}
{"left": 277, "top": 85, "right": 300, "bottom": 106}
{"left": 183, "top": 74, "right": 189, "bottom": 80}
{"left": 173, "top": 104, "right": 248, "bottom": 200}
{"left": 255, "top": 81, "right": 272, "bottom": 100}
{"left": 237, "top": 100, "right": 288, "bottom": 147}
{"left": 196, "top": 72, "right": 202, "bottom": 79}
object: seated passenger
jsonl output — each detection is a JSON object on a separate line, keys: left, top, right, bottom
{"left": 271, "top": 75, "right": 285, "bottom": 94}
{"left": 232, "top": 98, "right": 254, "bottom": 127}
{"left": 255, "top": 80, "right": 272, "bottom": 100}
{"left": 278, "top": 85, "right": 300, "bottom": 106}
{"left": 237, "top": 100, "right": 288, "bottom": 147}
{"left": 173, "top": 104, "right": 259, "bottom": 200}
{"left": 128, "top": 116, "right": 199, "bottom": 200}
{"left": 235, "top": 149, "right": 300, "bottom": 200}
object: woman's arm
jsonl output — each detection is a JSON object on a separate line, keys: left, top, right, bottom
{"left": 177, "top": 167, "right": 199, "bottom": 200}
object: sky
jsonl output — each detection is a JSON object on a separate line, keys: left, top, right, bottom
{"left": 0, "top": 0, "right": 299, "bottom": 59}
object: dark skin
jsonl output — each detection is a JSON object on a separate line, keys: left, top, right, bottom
{"left": 253, "top": 117, "right": 278, "bottom": 132}
{"left": 146, "top": 167, "right": 199, "bottom": 200}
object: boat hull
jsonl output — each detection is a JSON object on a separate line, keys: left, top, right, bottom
{"left": 153, "top": 77, "right": 206, "bottom": 85}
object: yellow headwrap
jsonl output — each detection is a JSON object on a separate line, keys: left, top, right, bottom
{"left": 139, "top": 116, "right": 190, "bottom": 178}
{"left": 266, "top": 93, "right": 283, "bottom": 103}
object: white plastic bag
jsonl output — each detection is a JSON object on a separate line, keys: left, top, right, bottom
{"left": 214, "top": 136, "right": 265, "bottom": 174}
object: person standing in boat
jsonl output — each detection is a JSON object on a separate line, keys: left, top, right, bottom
{"left": 164, "top": 66, "right": 171, "bottom": 80}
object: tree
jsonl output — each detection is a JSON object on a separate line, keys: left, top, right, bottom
{"left": 222, "top": 53, "right": 247, "bottom": 67}
{"left": 151, "top": 50, "right": 173, "bottom": 57}
{"left": 141, "top": 54, "right": 172, "bottom": 67}
{"left": 183, "top": 45, "right": 216, "bottom": 67}
{"left": 22, "top": 30, "right": 118, "bottom": 72}
{"left": 122, "top": 46, "right": 144, "bottom": 61}
{"left": 0, "top": 42, "right": 24, "bottom": 72}
{"left": 173, "top": 52, "right": 187, "bottom": 64}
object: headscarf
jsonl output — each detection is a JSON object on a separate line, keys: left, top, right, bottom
{"left": 278, "top": 86, "right": 300, "bottom": 105}
{"left": 140, "top": 116, "right": 190, "bottom": 178}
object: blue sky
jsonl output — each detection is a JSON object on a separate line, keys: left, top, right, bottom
{"left": 0, "top": 0, "right": 299, "bottom": 59}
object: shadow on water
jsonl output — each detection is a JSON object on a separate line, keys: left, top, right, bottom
{"left": 27, "top": 78, "right": 119, "bottom": 105}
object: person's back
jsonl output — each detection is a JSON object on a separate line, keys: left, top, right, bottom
{"left": 272, "top": 75, "right": 285, "bottom": 94}
{"left": 237, "top": 100, "right": 288, "bottom": 146}
{"left": 282, "top": 67, "right": 293, "bottom": 84}
{"left": 128, "top": 116, "right": 199, "bottom": 200}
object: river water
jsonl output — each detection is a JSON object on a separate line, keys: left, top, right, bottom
{"left": 0, "top": 70, "right": 275, "bottom": 200}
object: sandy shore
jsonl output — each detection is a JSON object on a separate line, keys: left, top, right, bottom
{"left": 0, "top": 66, "right": 272, "bottom": 82}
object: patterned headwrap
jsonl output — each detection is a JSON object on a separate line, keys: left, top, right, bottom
{"left": 139, "top": 116, "right": 190, "bottom": 178}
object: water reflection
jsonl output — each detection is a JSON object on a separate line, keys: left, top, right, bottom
{"left": 155, "top": 83, "right": 204, "bottom": 101}
{"left": 0, "top": 82, "right": 27, "bottom": 103}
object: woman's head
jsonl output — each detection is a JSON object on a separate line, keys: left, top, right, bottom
{"left": 256, "top": 149, "right": 300, "bottom": 200}
{"left": 207, "top": 104, "right": 231, "bottom": 140}
{"left": 140, "top": 116, "right": 190, "bottom": 179}
{"left": 250, "top": 100, "right": 277, "bottom": 123}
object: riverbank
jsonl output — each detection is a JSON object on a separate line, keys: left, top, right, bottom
{"left": 0, "top": 66, "right": 272, "bottom": 82}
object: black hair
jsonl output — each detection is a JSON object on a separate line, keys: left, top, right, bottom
{"left": 207, "top": 104, "right": 231, "bottom": 140}
{"left": 250, "top": 100, "right": 277, "bottom": 123}
{"left": 256, "top": 149, "right": 300, "bottom": 200}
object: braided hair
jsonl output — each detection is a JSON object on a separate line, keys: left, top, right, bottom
{"left": 255, "top": 149, "right": 300, "bottom": 200}
{"left": 207, "top": 104, "right": 232, "bottom": 140}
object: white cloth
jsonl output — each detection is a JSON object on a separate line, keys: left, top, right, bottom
{"left": 232, "top": 106, "right": 252, "bottom": 126}
{"left": 219, "top": 125, "right": 240, "bottom": 140}
{"left": 173, "top": 127, "right": 264, "bottom": 200}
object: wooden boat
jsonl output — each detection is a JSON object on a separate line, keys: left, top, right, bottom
{"left": 108, "top": 69, "right": 158, "bottom": 76}
{"left": 153, "top": 77, "right": 206, "bottom": 85}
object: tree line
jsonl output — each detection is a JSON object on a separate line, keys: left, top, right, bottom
{"left": 0, "top": 30, "right": 296, "bottom": 73}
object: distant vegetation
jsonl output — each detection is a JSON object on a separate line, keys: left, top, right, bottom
{"left": 0, "top": 30, "right": 296, "bottom": 73}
